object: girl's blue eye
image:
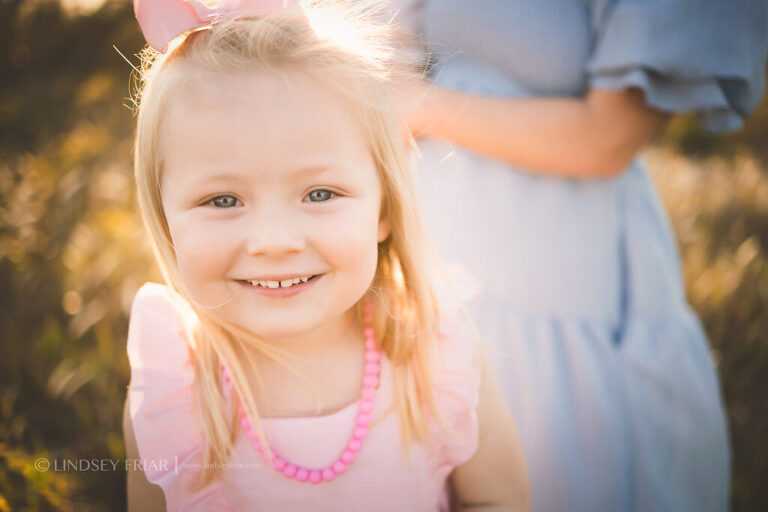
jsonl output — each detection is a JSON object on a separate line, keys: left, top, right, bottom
{"left": 209, "top": 195, "right": 239, "bottom": 208}
{"left": 306, "top": 190, "right": 335, "bottom": 202}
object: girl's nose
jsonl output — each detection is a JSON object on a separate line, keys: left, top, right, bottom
{"left": 244, "top": 218, "right": 306, "bottom": 256}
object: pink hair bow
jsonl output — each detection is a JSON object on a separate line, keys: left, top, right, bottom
{"left": 134, "top": 0, "right": 303, "bottom": 54}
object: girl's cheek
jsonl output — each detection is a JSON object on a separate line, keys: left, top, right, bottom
{"left": 171, "top": 218, "right": 238, "bottom": 279}
{"left": 326, "top": 208, "right": 381, "bottom": 274}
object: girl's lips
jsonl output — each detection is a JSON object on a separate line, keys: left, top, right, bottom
{"left": 238, "top": 274, "right": 321, "bottom": 298}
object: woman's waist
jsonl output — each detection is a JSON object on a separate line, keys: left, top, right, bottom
{"left": 414, "top": 140, "right": 626, "bottom": 253}
{"left": 415, "top": 145, "right": 689, "bottom": 316}
{"left": 435, "top": 245, "right": 623, "bottom": 320}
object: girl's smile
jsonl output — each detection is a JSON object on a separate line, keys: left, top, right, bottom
{"left": 237, "top": 273, "right": 322, "bottom": 297}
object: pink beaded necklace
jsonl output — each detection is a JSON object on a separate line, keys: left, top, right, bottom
{"left": 220, "top": 302, "right": 380, "bottom": 484}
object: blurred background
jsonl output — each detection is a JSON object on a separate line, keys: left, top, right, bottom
{"left": 0, "top": 0, "right": 766, "bottom": 510}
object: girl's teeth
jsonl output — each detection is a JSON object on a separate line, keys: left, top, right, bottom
{"left": 248, "top": 276, "right": 314, "bottom": 288}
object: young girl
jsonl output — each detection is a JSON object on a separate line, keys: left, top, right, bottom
{"left": 122, "top": 1, "right": 529, "bottom": 510}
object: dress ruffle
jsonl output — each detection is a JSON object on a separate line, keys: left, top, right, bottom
{"left": 587, "top": 0, "right": 768, "bottom": 132}
{"left": 430, "top": 303, "right": 481, "bottom": 475}
{"left": 127, "top": 282, "right": 233, "bottom": 511}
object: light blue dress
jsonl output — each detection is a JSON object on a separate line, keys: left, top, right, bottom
{"left": 394, "top": 0, "right": 768, "bottom": 510}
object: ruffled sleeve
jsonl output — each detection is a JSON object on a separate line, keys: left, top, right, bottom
{"left": 127, "top": 282, "right": 232, "bottom": 511}
{"left": 586, "top": 0, "right": 768, "bottom": 132}
{"left": 429, "top": 300, "right": 482, "bottom": 475}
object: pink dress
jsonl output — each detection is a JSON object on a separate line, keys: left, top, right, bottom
{"left": 127, "top": 282, "right": 480, "bottom": 511}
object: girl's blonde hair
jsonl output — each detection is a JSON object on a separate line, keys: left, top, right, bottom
{"left": 133, "top": 0, "right": 447, "bottom": 488}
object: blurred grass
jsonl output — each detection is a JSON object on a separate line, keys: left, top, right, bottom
{"left": 0, "top": 0, "right": 766, "bottom": 510}
{"left": 1, "top": 1, "right": 158, "bottom": 510}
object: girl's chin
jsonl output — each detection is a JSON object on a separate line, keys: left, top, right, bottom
{"left": 231, "top": 317, "right": 321, "bottom": 341}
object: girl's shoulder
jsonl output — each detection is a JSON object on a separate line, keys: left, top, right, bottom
{"left": 428, "top": 286, "right": 483, "bottom": 470}
{"left": 127, "top": 282, "right": 198, "bottom": 345}
{"left": 126, "top": 282, "right": 198, "bottom": 390}
{"left": 126, "top": 282, "right": 200, "bottom": 389}
{"left": 126, "top": 282, "right": 232, "bottom": 510}
{"left": 432, "top": 265, "right": 483, "bottom": 384}
{"left": 433, "top": 299, "right": 480, "bottom": 388}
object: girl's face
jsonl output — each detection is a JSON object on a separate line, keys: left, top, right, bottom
{"left": 160, "top": 69, "right": 389, "bottom": 342}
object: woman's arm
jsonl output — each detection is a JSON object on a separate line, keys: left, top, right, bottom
{"left": 450, "top": 340, "right": 530, "bottom": 511}
{"left": 396, "top": 82, "right": 670, "bottom": 178}
{"left": 124, "top": 394, "right": 167, "bottom": 512}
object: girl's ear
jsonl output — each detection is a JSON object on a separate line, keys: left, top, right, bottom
{"left": 377, "top": 216, "right": 391, "bottom": 243}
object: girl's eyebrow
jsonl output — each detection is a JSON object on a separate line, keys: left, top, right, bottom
{"left": 195, "top": 172, "right": 250, "bottom": 185}
{"left": 194, "top": 165, "right": 349, "bottom": 185}
{"left": 288, "top": 165, "right": 350, "bottom": 178}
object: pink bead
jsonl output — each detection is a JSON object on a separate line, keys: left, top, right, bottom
{"left": 364, "top": 327, "right": 375, "bottom": 339}
{"left": 365, "top": 339, "right": 376, "bottom": 349}
{"left": 309, "top": 470, "right": 322, "bottom": 484}
{"left": 362, "top": 387, "right": 376, "bottom": 400}
{"left": 363, "top": 375, "right": 378, "bottom": 387}
{"left": 241, "top": 417, "right": 250, "bottom": 429}
{"left": 322, "top": 468, "right": 335, "bottom": 482}
{"left": 356, "top": 413, "right": 371, "bottom": 427}
{"left": 283, "top": 464, "right": 297, "bottom": 478}
{"left": 340, "top": 450, "right": 355, "bottom": 464}
{"left": 296, "top": 468, "right": 309, "bottom": 482}
{"left": 252, "top": 441, "right": 263, "bottom": 452}
{"left": 273, "top": 457, "right": 286, "bottom": 471}
{"left": 365, "top": 350, "right": 380, "bottom": 362}
{"left": 359, "top": 400, "right": 373, "bottom": 413}
{"left": 348, "top": 439, "right": 362, "bottom": 452}
{"left": 353, "top": 426, "right": 368, "bottom": 440}
{"left": 332, "top": 460, "right": 347, "bottom": 474}
{"left": 364, "top": 362, "right": 379, "bottom": 375}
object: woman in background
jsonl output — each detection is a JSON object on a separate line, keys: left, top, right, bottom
{"left": 389, "top": 0, "right": 768, "bottom": 510}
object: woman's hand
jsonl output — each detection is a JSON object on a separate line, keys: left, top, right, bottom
{"left": 390, "top": 78, "right": 670, "bottom": 179}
